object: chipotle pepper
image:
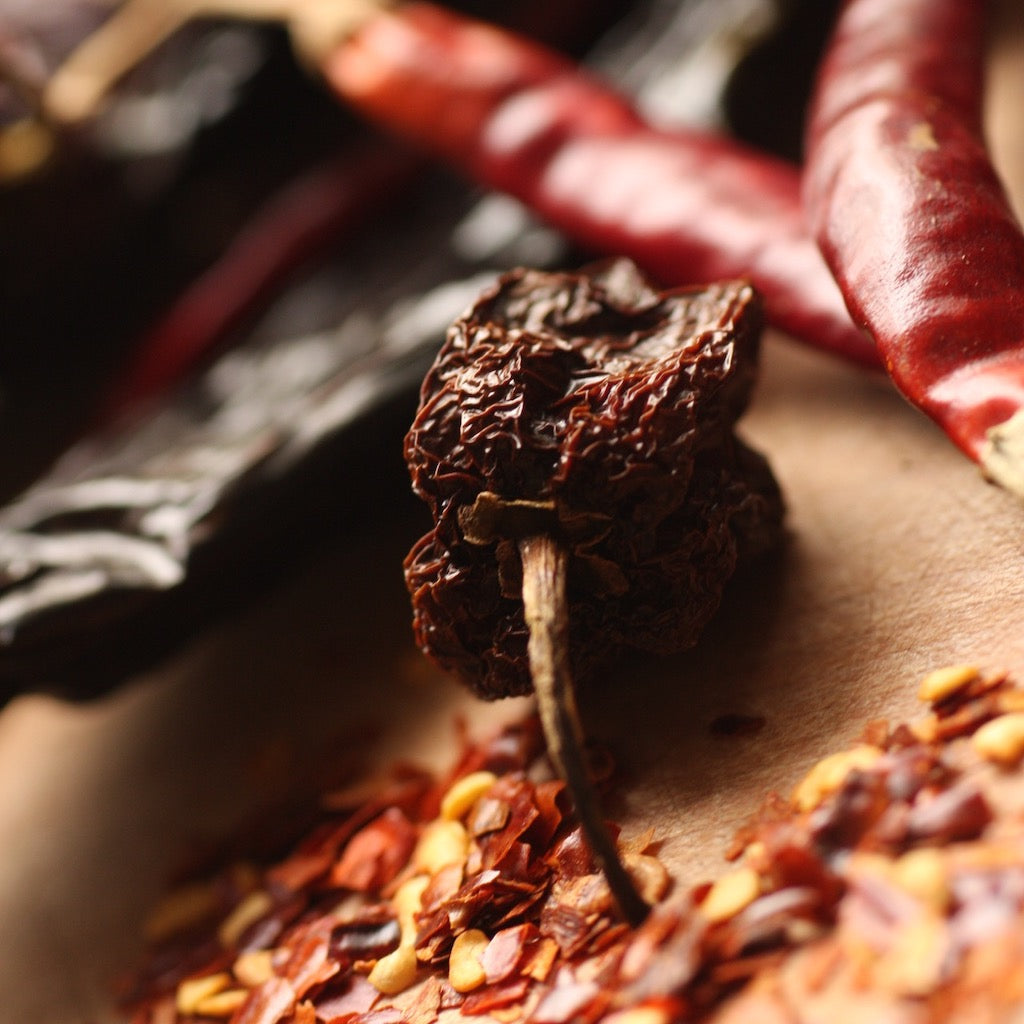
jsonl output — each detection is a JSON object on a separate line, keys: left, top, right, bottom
{"left": 403, "top": 259, "right": 783, "bottom": 922}
{"left": 803, "top": 0, "right": 1024, "bottom": 493}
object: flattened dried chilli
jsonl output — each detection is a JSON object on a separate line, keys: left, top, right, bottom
{"left": 803, "top": 0, "right": 1024, "bottom": 493}
{"left": 321, "top": 2, "right": 877, "bottom": 368}
{"left": 403, "top": 259, "right": 783, "bottom": 922}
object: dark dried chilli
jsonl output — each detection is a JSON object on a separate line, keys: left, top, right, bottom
{"left": 403, "top": 259, "right": 783, "bottom": 700}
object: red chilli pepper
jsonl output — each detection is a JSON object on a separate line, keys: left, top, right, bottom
{"left": 803, "top": 0, "right": 1024, "bottom": 493}
{"left": 319, "top": 2, "right": 878, "bottom": 370}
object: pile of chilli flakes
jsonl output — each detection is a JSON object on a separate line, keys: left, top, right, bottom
{"left": 122, "top": 665, "right": 1024, "bottom": 1024}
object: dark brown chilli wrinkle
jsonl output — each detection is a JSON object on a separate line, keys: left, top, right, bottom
{"left": 403, "top": 259, "right": 784, "bottom": 699}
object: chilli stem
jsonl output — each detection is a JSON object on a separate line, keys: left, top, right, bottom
{"left": 518, "top": 533, "right": 649, "bottom": 927}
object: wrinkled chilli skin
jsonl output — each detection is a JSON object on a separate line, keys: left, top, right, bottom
{"left": 403, "top": 261, "right": 784, "bottom": 700}
{"left": 803, "top": 0, "right": 1024, "bottom": 490}
{"left": 323, "top": 2, "right": 877, "bottom": 369}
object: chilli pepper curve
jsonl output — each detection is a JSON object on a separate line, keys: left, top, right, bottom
{"left": 803, "top": 0, "right": 1024, "bottom": 494}
{"left": 319, "top": 2, "right": 877, "bottom": 369}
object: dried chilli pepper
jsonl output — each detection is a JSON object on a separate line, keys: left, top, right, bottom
{"left": 42, "top": 0, "right": 879, "bottom": 370}
{"left": 319, "top": 2, "right": 876, "bottom": 369}
{"left": 403, "top": 258, "right": 783, "bottom": 923}
{"left": 803, "top": 0, "right": 1024, "bottom": 494}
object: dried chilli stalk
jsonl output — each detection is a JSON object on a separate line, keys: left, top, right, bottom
{"left": 519, "top": 534, "right": 648, "bottom": 926}
{"left": 403, "top": 259, "right": 783, "bottom": 923}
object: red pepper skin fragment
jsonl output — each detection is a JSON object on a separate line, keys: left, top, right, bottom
{"left": 803, "top": 0, "right": 1024, "bottom": 482}
{"left": 321, "top": 2, "right": 877, "bottom": 369}
{"left": 403, "top": 260, "right": 783, "bottom": 700}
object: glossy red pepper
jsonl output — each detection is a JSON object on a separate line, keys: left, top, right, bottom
{"left": 320, "top": 2, "right": 878, "bottom": 369}
{"left": 803, "top": 0, "right": 1024, "bottom": 492}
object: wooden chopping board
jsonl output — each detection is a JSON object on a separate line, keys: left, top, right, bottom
{"left": 2, "top": 2, "right": 1024, "bottom": 1021}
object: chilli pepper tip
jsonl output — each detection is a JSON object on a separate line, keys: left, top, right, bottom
{"left": 983, "top": 411, "right": 1024, "bottom": 498}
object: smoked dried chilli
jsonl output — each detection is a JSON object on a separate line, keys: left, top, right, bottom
{"left": 403, "top": 261, "right": 783, "bottom": 696}
{"left": 41, "top": 0, "right": 878, "bottom": 371}
{"left": 803, "top": 0, "right": 1024, "bottom": 494}
{"left": 403, "top": 259, "right": 783, "bottom": 922}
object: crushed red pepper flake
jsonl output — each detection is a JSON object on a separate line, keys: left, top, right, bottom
{"left": 313, "top": 974, "right": 380, "bottom": 1021}
{"left": 122, "top": 668, "right": 1024, "bottom": 1024}
{"left": 460, "top": 976, "right": 532, "bottom": 1016}
{"left": 328, "top": 807, "right": 418, "bottom": 892}
{"left": 481, "top": 924, "right": 537, "bottom": 984}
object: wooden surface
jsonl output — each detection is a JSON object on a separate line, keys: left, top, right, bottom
{"left": 3, "top": 3, "right": 1024, "bottom": 1022}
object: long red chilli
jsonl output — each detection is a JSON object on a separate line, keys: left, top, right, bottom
{"left": 803, "top": 0, "right": 1024, "bottom": 492}
{"left": 320, "top": 2, "right": 878, "bottom": 369}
